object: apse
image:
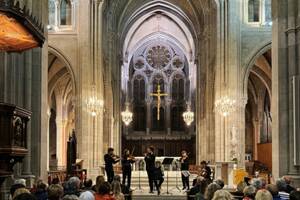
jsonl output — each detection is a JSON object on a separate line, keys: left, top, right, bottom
{"left": 120, "top": 10, "right": 197, "bottom": 160}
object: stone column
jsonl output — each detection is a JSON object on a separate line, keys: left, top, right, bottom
{"left": 146, "top": 99, "right": 151, "bottom": 135}
{"left": 166, "top": 98, "right": 171, "bottom": 135}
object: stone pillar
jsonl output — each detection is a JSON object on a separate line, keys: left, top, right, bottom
{"left": 272, "top": 0, "right": 300, "bottom": 185}
{"left": 166, "top": 98, "right": 171, "bottom": 135}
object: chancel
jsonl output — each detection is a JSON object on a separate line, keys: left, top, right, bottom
{"left": 1, "top": 0, "right": 300, "bottom": 200}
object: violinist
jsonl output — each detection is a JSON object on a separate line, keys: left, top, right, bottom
{"left": 180, "top": 150, "right": 190, "bottom": 190}
{"left": 121, "top": 149, "right": 135, "bottom": 189}
{"left": 104, "top": 147, "right": 120, "bottom": 183}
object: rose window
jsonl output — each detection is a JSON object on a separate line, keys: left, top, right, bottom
{"left": 146, "top": 45, "right": 171, "bottom": 69}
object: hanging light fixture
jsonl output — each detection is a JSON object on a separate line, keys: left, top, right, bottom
{"left": 215, "top": 96, "right": 237, "bottom": 117}
{"left": 183, "top": 104, "right": 194, "bottom": 126}
{"left": 86, "top": 84, "right": 103, "bottom": 117}
{"left": 121, "top": 104, "right": 133, "bottom": 126}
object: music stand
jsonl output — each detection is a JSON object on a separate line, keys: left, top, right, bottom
{"left": 162, "top": 157, "right": 174, "bottom": 194}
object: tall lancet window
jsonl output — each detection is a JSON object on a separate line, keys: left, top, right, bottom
{"left": 261, "top": 90, "right": 272, "bottom": 143}
{"left": 60, "top": 0, "right": 72, "bottom": 25}
{"left": 172, "top": 74, "right": 184, "bottom": 102}
{"left": 133, "top": 75, "right": 146, "bottom": 131}
{"left": 48, "top": 0, "right": 56, "bottom": 26}
{"left": 152, "top": 74, "right": 165, "bottom": 93}
{"left": 248, "top": 0, "right": 260, "bottom": 22}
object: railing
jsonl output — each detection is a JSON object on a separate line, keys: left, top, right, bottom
{"left": 48, "top": 169, "right": 87, "bottom": 184}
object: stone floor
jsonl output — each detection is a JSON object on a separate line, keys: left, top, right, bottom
{"left": 131, "top": 186, "right": 187, "bottom": 200}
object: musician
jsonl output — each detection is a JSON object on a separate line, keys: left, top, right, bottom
{"left": 180, "top": 150, "right": 190, "bottom": 190}
{"left": 144, "top": 146, "right": 160, "bottom": 194}
{"left": 121, "top": 149, "right": 135, "bottom": 189}
{"left": 200, "top": 160, "right": 212, "bottom": 182}
{"left": 104, "top": 147, "right": 120, "bottom": 183}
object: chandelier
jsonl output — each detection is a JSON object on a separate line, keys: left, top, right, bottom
{"left": 215, "top": 96, "right": 237, "bottom": 117}
{"left": 183, "top": 105, "right": 194, "bottom": 126}
{"left": 86, "top": 85, "right": 104, "bottom": 117}
{"left": 121, "top": 104, "right": 133, "bottom": 126}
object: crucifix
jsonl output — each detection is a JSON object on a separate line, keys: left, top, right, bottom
{"left": 150, "top": 84, "right": 168, "bottom": 120}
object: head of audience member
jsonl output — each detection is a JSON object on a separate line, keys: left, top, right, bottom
{"left": 10, "top": 179, "right": 26, "bottom": 197}
{"left": 14, "top": 193, "right": 37, "bottom": 200}
{"left": 83, "top": 179, "right": 93, "bottom": 190}
{"left": 200, "top": 160, "right": 208, "bottom": 168}
{"left": 276, "top": 178, "right": 288, "bottom": 192}
{"left": 62, "top": 195, "right": 79, "bottom": 200}
{"left": 13, "top": 188, "right": 30, "bottom": 199}
{"left": 214, "top": 179, "right": 225, "bottom": 189}
{"left": 48, "top": 184, "right": 64, "bottom": 200}
{"left": 51, "top": 177, "right": 60, "bottom": 185}
{"left": 34, "top": 180, "right": 48, "bottom": 200}
{"left": 97, "top": 182, "right": 111, "bottom": 196}
{"left": 244, "top": 177, "right": 251, "bottom": 185}
{"left": 283, "top": 176, "right": 292, "bottom": 185}
{"left": 251, "top": 178, "right": 263, "bottom": 191}
{"left": 196, "top": 176, "right": 209, "bottom": 194}
{"left": 111, "top": 181, "right": 122, "bottom": 196}
{"left": 243, "top": 185, "right": 256, "bottom": 199}
{"left": 259, "top": 177, "right": 267, "bottom": 189}
{"left": 212, "top": 190, "right": 232, "bottom": 200}
{"left": 255, "top": 189, "right": 273, "bottom": 200}
{"left": 237, "top": 181, "right": 247, "bottom": 194}
{"left": 204, "top": 183, "right": 222, "bottom": 200}
{"left": 64, "top": 177, "right": 81, "bottom": 196}
{"left": 93, "top": 175, "right": 105, "bottom": 192}
{"left": 290, "top": 190, "right": 300, "bottom": 200}
{"left": 266, "top": 184, "right": 279, "bottom": 197}
{"left": 79, "top": 191, "right": 95, "bottom": 200}
{"left": 112, "top": 175, "right": 121, "bottom": 183}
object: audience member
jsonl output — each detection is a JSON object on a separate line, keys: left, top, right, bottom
{"left": 188, "top": 176, "right": 207, "bottom": 200}
{"left": 214, "top": 179, "right": 224, "bottom": 189}
{"left": 94, "top": 182, "right": 115, "bottom": 200}
{"left": 276, "top": 178, "right": 290, "bottom": 200}
{"left": 266, "top": 184, "right": 281, "bottom": 200}
{"left": 255, "top": 189, "right": 273, "bottom": 200}
{"left": 79, "top": 191, "right": 95, "bottom": 200}
{"left": 13, "top": 188, "right": 31, "bottom": 199}
{"left": 243, "top": 186, "right": 256, "bottom": 200}
{"left": 111, "top": 175, "right": 130, "bottom": 197}
{"left": 251, "top": 178, "right": 263, "bottom": 191}
{"left": 64, "top": 177, "right": 81, "bottom": 197}
{"left": 10, "top": 179, "right": 26, "bottom": 198}
{"left": 283, "top": 176, "right": 296, "bottom": 193}
{"left": 48, "top": 184, "right": 64, "bottom": 200}
{"left": 111, "top": 181, "right": 124, "bottom": 200}
{"left": 33, "top": 180, "right": 48, "bottom": 200}
{"left": 204, "top": 183, "right": 221, "bottom": 200}
{"left": 62, "top": 195, "right": 79, "bottom": 200}
{"left": 92, "top": 175, "right": 105, "bottom": 193}
{"left": 14, "top": 193, "right": 37, "bottom": 200}
{"left": 290, "top": 190, "right": 300, "bottom": 200}
{"left": 83, "top": 179, "right": 94, "bottom": 192}
{"left": 212, "top": 190, "right": 232, "bottom": 200}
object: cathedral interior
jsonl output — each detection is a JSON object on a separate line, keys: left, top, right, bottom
{"left": 0, "top": 0, "right": 300, "bottom": 199}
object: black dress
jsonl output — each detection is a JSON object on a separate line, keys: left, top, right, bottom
{"left": 122, "top": 156, "right": 135, "bottom": 188}
{"left": 181, "top": 157, "right": 190, "bottom": 189}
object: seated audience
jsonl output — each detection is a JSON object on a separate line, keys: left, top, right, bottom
{"left": 79, "top": 191, "right": 95, "bottom": 200}
{"left": 188, "top": 176, "right": 207, "bottom": 200}
{"left": 83, "top": 179, "right": 94, "bottom": 192}
{"left": 111, "top": 175, "right": 130, "bottom": 197}
{"left": 94, "top": 182, "right": 115, "bottom": 200}
{"left": 48, "top": 184, "right": 64, "bottom": 200}
{"left": 204, "top": 183, "right": 221, "bottom": 200}
{"left": 10, "top": 179, "right": 26, "bottom": 198}
{"left": 33, "top": 180, "right": 48, "bottom": 200}
{"left": 251, "top": 178, "right": 264, "bottom": 191}
{"left": 111, "top": 181, "right": 124, "bottom": 200}
{"left": 212, "top": 190, "right": 232, "bottom": 200}
{"left": 92, "top": 176, "right": 105, "bottom": 193}
{"left": 214, "top": 179, "right": 224, "bottom": 189}
{"left": 14, "top": 193, "right": 37, "bottom": 200}
{"left": 276, "top": 178, "right": 290, "bottom": 200}
{"left": 255, "top": 189, "right": 273, "bottom": 200}
{"left": 283, "top": 176, "right": 296, "bottom": 193}
{"left": 62, "top": 195, "right": 79, "bottom": 200}
{"left": 64, "top": 177, "right": 81, "bottom": 197}
{"left": 290, "top": 190, "right": 300, "bottom": 200}
{"left": 242, "top": 186, "right": 256, "bottom": 200}
{"left": 266, "top": 184, "right": 281, "bottom": 200}
{"left": 13, "top": 188, "right": 31, "bottom": 199}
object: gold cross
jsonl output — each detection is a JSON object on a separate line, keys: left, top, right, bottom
{"left": 150, "top": 84, "right": 168, "bottom": 120}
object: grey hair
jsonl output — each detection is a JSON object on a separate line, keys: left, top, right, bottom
{"left": 212, "top": 190, "right": 233, "bottom": 200}
{"left": 276, "top": 178, "right": 287, "bottom": 191}
{"left": 251, "top": 178, "right": 263, "bottom": 190}
{"left": 63, "top": 194, "right": 79, "bottom": 200}
{"left": 243, "top": 186, "right": 256, "bottom": 198}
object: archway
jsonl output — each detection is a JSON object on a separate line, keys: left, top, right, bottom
{"left": 102, "top": 0, "right": 218, "bottom": 163}
{"left": 48, "top": 49, "right": 75, "bottom": 170}
{"left": 245, "top": 48, "right": 272, "bottom": 174}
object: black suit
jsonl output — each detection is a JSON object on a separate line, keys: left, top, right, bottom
{"left": 122, "top": 156, "right": 135, "bottom": 188}
{"left": 144, "top": 153, "right": 159, "bottom": 192}
{"left": 104, "top": 154, "right": 119, "bottom": 183}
